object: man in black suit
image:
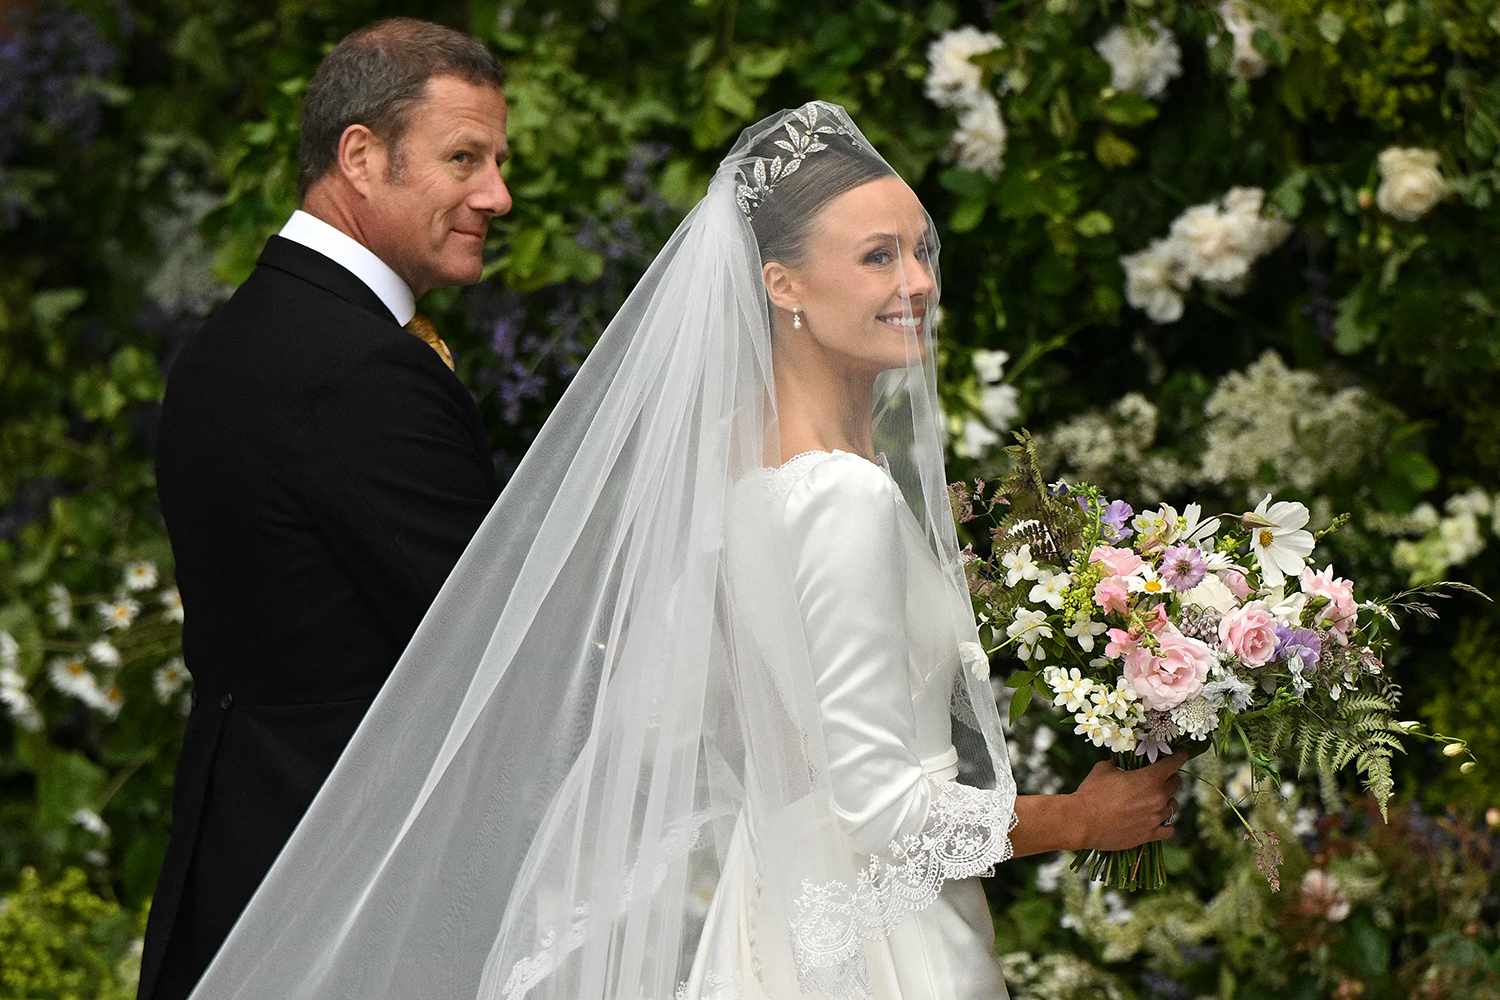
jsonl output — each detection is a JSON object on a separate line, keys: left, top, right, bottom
{"left": 139, "top": 20, "right": 510, "bottom": 1000}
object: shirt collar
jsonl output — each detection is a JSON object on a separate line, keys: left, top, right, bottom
{"left": 277, "top": 210, "right": 416, "bottom": 326}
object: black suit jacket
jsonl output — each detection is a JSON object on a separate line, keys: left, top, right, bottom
{"left": 138, "top": 236, "right": 499, "bottom": 1000}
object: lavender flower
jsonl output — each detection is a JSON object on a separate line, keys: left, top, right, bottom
{"left": 1101, "top": 499, "right": 1134, "bottom": 542}
{"left": 1160, "top": 544, "right": 1207, "bottom": 591}
{"left": 1135, "top": 710, "right": 1179, "bottom": 762}
{"left": 1275, "top": 625, "right": 1322, "bottom": 672}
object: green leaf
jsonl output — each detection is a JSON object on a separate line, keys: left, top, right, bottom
{"left": 1333, "top": 287, "right": 1377, "bottom": 355}
{"left": 35, "top": 751, "right": 106, "bottom": 832}
{"left": 950, "top": 197, "right": 987, "bottom": 233}
{"left": 31, "top": 288, "right": 87, "bottom": 330}
{"left": 1098, "top": 93, "right": 1159, "bottom": 127}
{"left": 1005, "top": 670, "right": 1036, "bottom": 689}
{"left": 1074, "top": 210, "right": 1114, "bottom": 237}
{"left": 1332, "top": 913, "right": 1391, "bottom": 977}
{"left": 709, "top": 68, "right": 756, "bottom": 119}
{"left": 737, "top": 48, "right": 788, "bottom": 80}
{"left": 1009, "top": 677, "right": 1035, "bottom": 726}
{"left": 1269, "top": 168, "right": 1311, "bottom": 219}
{"left": 1093, "top": 132, "right": 1137, "bottom": 169}
{"left": 1389, "top": 450, "right": 1440, "bottom": 492}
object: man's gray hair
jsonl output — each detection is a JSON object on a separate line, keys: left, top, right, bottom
{"left": 297, "top": 18, "right": 506, "bottom": 197}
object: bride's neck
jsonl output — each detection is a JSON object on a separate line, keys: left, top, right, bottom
{"left": 771, "top": 334, "right": 876, "bottom": 463}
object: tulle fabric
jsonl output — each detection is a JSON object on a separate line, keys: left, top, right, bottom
{"left": 188, "top": 102, "right": 1015, "bottom": 1000}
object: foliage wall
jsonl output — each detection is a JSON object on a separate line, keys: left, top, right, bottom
{"left": 1, "top": 0, "right": 1497, "bottom": 995}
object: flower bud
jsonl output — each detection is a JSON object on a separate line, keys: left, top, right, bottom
{"left": 1459, "top": 761, "right": 1476, "bottom": 774}
{"left": 1357, "top": 189, "right": 1373, "bottom": 210}
{"left": 1442, "top": 742, "right": 1466, "bottom": 758}
{"left": 1396, "top": 720, "right": 1421, "bottom": 732}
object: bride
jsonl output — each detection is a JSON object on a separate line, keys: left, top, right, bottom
{"left": 186, "top": 101, "right": 1184, "bottom": 1000}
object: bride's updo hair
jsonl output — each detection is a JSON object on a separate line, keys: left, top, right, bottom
{"left": 745, "top": 125, "right": 893, "bottom": 267}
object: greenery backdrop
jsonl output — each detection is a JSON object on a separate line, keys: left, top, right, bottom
{"left": 1, "top": 0, "right": 1497, "bottom": 996}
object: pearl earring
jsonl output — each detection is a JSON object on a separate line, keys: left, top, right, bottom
{"left": 792, "top": 309, "right": 803, "bottom": 330}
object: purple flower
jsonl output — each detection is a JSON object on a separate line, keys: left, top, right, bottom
{"left": 1274, "top": 625, "right": 1322, "bottom": 672}
{"left": 1101, "top": 499, "right": 1134, "bottom": 542}
{"left": 1160, "top": 544, "right": 1207, "bottom": 591}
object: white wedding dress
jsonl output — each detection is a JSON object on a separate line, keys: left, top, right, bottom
{"left": 681, "top": 450, "right": 1015, "bottom": 999}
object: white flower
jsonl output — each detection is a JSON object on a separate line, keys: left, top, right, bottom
{"left": 1218, "top": 1, "right": 1270, "bottom": 80}
{"left": 1183, "top": 573, "right": 1238, "bottom": 614}
{"left": 1171, "top": 204, "right": 1254, "bottom": 284}
{"left": 1226, "top": 762, "right": 1255, "bottom": 803}
{"left": 71, "top": 808, "right": 110, "bottom": 838}
{"left": 154, "top": 658, "right": 191, "bottom": 703}
{"left": 926, "top": 26, "right": 1004, "bottom": 108}
{"left": 1169, "top": 695, "right": 1219, "bottom": 740}
{"left": 954, "top": 416, "right": 1000, "bottom": 459}
{"left": 83, "top": 681, "right": 125, "bottom": 719}
{"left": 0, "top": 686, "right": 43, "bottom": 731}
{"left": 1035, "top": 855, "right": 1069, "bottom": 893}
{"left": 1090, "top": 677, "right": 1141, "bottom": 721}
{"left": 1300, "top": 869, "right": 1351, "bottom": 922}
{"left": 1245, "top": 494, "right": 1315, "bottom": 588}
{"left": 88, "top": 640, "right": 122, "bottom": 669}
{"left": 972, "top": 349, "right": 1010, "bottom": 383}
{"left": 1028, "top": 570, "right": 1072, "bottom": 611}
{"left": 1106, "top": 723, "right": 1138, "bottom": 754}
{"left": 0, "top": 631, "right": 17, "bottom": 670}
{"left": 1203, "top": 672, "right": 1254, "bottom": 712}
{"left": 1126, "top": 564, "right": 1171, "bottom": 597}
{"left": 979, "top": 383, "right": 1020, "bottom": 430}
{"left": 160, "top": 587, "right": 184, "bottom": 624}
{"left": 1095, "top": 20, "right": 1182, "bottom": 99}
{"left": 1292, "top": 806, "right": 1318, "bottom": 838}
{"left": 1063, "top": 615, "right": 1108, "bottom": 652}
{"left": 1002, "top": 544, "right": 1042, "bottom": 587}
{"left": 1008, "top": 608, "right": 1053, "bottom": 659}
{"left": 950, "top": 91, "right": 1007, "bottom": 178}
{"left": 1376, "top": 147, "right": 1447, "bottom": 222}
{"left": 1268, "top": 588, "right": 1308, "bottom": 626}
{"left": 1181, "top": 503, "right": 1221, "bottom": 546}
{"left": 96, "top": 598, "right": 141, "bottom": 631}
{"left": 1120, "top": 238, "right": 1190, "bottom": 324}
{"left": 1048, "top": 667, "right": 1094, "bottom": 713}
{"left": 48, "top": 657, "right": 99, "bottom": 700}
{"left": 124, "top": 561, "right": 158, "bottom": 592}
{"left": 1073, "top": 710, "right": 1110, "bottom": 748}
{"left": 46, "top": 583, "right": 72, "bottom": 629}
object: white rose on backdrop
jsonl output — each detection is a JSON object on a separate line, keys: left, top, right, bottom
{"left": 1375, "top": 147, "right": 1447, "bottom": 222}
{"left": 1121, "top": 238, "right": 1190, "bottom": 323}
{"left": 979, "top": 383, "right": 1021, "bottom": 430}
{"left": 1095, "top": 20, "right": 1182, "bottom": 99}
{"left": 1218, "top": 1, "right": 1270, "bottom": 80}
{"left": 950, "top": 91, "right": 1007, "bottom": 178}
{"left": 926, "top": 26, "right": 1004, "bottom": 108}
{"left": 1171, "top": 204, "right": 1254, "bottom": 284}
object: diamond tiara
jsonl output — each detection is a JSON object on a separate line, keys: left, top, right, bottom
{"left": 735, "top": 103, "right": 864, "bottom": 222}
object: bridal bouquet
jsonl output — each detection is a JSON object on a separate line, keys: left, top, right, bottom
{"left": 952, "top": 433, "right": 1483, "bottom": 891}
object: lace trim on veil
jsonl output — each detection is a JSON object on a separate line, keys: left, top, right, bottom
{"left": 788, "top": 779, "right": 1018, "bottom": 999}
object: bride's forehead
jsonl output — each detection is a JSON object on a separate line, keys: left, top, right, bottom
{"left": 817, "top": 178, "right": 932, "bottom": 243}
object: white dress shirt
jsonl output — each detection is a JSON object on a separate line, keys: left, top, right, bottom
{"left": 278, "top": 210, "right": 416, "bottom": 326}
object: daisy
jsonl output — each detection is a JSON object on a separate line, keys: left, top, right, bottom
{"left": 154, "top": 658, "right": 191, "bottom": 702}
{"left": 1243, "top": 495, "right": 1315, "bottom": 589}
{"left": 71, "top": 808, "right": 110, "bottom": 838}
{"left": 48, "top": 657, "right": 98, "bottom": 700}
{"left": 160, "top": 587, "right": 184, "bottom": 624}
{"left": 46, "top": 583, "right": 72, "bottom": 629}
{"left": 123, "top": 561, "right": 159, "bottom": 592}
{"left": 97, "top": 598, "right": 141, "bottom": 631}
{"left": 88, "top": 640, "right": 122, "bottom": 668}
{"left": 1126, "top": 564, "right": 1171, "bottom": 597}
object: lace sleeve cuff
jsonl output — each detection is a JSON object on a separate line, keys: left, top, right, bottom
{"left": 788, "top": 780, "right": 1018, "bottom": 997}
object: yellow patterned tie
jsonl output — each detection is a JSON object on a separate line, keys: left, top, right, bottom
{"left": 405, "top": 313, "right": 455, "bottom": 371}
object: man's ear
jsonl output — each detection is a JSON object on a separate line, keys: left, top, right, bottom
{"left": 762, "top": 259, "right": 800, "bottom": 315}
{"left": 337, "top": 124, "right": 381, "bottom": 197}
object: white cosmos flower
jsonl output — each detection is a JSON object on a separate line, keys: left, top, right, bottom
{"left": 124, "top": 561, "right": 158, "bottom": 592}
{"left": 972, "top": 349, "right": 1010, "bottom": 383}
{"left": 1126, "top": 564, "right": 1172, "bottom": 598}
{"left": 1095, "top": 19, "right": 1183, "bottom": 99}
{"left": 1028, "top": 570, "right": 1072, "bottom": 611}
{"left": 926, "top": 26, "right": 1004, "bottom": 108}
{"left": 1181, "top": 503, "right": 1221, "bottom": 546}
{"left": 1245, "top": 494, "right": 1315, "bottom": 588}
{"left": 1002, "top": 544, "right": 1042, "bottom": 587}
{"left": 97, "top": 598, "right": 141, "bottom": 631}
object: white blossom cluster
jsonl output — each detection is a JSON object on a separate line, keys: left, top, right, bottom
{"left": 1043, "top": 666, "right": 1145, "bottom": 753}
{"left": 1094, "top": 19, "right": 1182, "bottom": 99}
{"left": 1382, "top": 488, "right": 1497, "bottom": 585}
{"left": 1200, "top": 351, "right": 1390, "bottom": 501}
{"left": 952, "top": 348, "right": 1019, "bottom": 459}
{"left": 1122, "top": 187, "right": 1292, "bottom": 323}
{"left": 1042, "top": 393, "right": 1191, "bottom": 503}
{"left": 925, "top": 26, "right": 1007, "bottom": 178}
{"left": 1215, "top": 2, "right": 1274, "bottom": 81}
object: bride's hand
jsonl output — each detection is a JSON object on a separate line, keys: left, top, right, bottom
{"left": 1068, "top": 753, "right": 1189, "bottom": 852}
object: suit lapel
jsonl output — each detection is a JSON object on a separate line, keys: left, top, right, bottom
{"left": 256, "top": 235, "right": 400, "bottom": 326}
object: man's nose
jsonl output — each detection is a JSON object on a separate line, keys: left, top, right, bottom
{"left": 471, "top": 162, "right": 513, "bottom": 218}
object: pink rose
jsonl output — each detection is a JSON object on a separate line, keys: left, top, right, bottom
{"left": 1300, "top": 565, "right": 1357, "bottom": 641}
{"left": 1090, "top": 545, "right": 1145, "bottom": 578}
{"left": 1218, "top": 601, "right": 1278, "bottom": 667}
{"left": 1145, "top": 603, "right": 1171, "bottom": 634}
{"left": 1123, "top": 626, "right": 1213, "bottom": 710}
{"left": 1105, "top": 627, "right": 1139, "bottom": 659}
{"left": 1093, "top": 576, "right": 1130, "bottom": 616}
{"left": 1218, "top": 569, "right": 1251, "bottom": 602}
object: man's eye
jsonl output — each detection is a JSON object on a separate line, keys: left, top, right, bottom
{"left": 453, "top": 152, "right": 473, "bottom": 164}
